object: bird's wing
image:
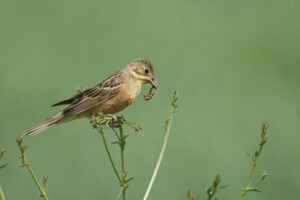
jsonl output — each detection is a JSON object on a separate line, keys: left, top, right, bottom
{"left": 58, "top": 71, "right": 123, "bottom": 117}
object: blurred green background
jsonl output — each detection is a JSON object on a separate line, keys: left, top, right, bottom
{"left": 1, "top": 0, "right": 300, "bottom": 199}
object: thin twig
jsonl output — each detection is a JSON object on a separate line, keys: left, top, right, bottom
{"left": 0, "top": 148, "right": 7, "bottom": 200}
{"left": 99, "top": 128, "right": 122, "bottom": 184}
{"left": 119, "top": 124, "right": 128, "bottom": 200}
{"left": 115, "top": 188, "right": 123, "bottom": 200}
{"left": 206, "top": 174, "right": 221, "bottom": 200}
{"left": 142, "top": 91, "right": 179, "bottom": 200}
{"left": 187, "top": 190, "right": 196, "bottom": 200}
{"left": 16, "top": 137, "right": 48, "bottom": 200}
{"left": 0, "top": 148, "right": 7, "bottom": 169}
{"left": 240, "top": 123, "right": 269, "bottom": 199}
{"left": 121, "top": 118, "right": 142, "bottom": 132}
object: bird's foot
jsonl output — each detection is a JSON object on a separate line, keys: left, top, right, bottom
{"left": 90, "top": 113, "right": 141, "bottom": 132}
{"left": 108, "top": 115, "right": 122, "bottom": 129}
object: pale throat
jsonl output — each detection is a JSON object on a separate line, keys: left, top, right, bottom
{"left": 126, "top": 77, "right": 144, "bottom": 99}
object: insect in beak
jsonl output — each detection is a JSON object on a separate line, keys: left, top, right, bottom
{"left": 149, "top": 77, "right": 158, "bottom": 89}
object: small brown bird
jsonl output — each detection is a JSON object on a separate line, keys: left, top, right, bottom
{"left": 22, "top": 58, "right": 157, "bottom": 136}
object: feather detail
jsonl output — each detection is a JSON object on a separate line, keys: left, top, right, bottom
{"left": 21, "top": 112, "right": 64, "bottom": 136}
{"left": 61, "top": 71, "right": 123, "bottom": 117}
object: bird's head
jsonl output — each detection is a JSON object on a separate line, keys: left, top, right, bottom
{"left": 128, "top": 58, "right": 158, "bottom": 88}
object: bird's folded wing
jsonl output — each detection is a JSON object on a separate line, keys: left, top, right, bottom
{"left": 60, "top": 72, "right": 123, "bottom": 117}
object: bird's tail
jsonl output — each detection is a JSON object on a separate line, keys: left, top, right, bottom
{"left": 21, "top": 112, "right": 65, "bottom": 136}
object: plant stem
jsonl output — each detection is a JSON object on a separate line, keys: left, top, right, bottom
{"left": 0, "top": 186, "right": 6, "bottom": 200}
{"left": 16, "top": 138, "right": 48, "bottom": 200}
{"left": 99, "top": 129, "right": 122, "bottom": 185}
{"left": 239, "top": 123, "right": 269, "bottom": 200}
{"left": 207, "top": 175, "right": 221, "bottom": 200}
{"left": 96, "top": 115, "right": 132, "bottom": 200}
{"left": 240, "top": 159, "right": 257, "bottom": 199}
{"left": 119, "top": 124, "right": 127, "bottom": 200}
{"left": 187, "top": 190, "right": 196, "bottom": 200}
{"left": 26, "top": 159, "right": 48, "bottom": 199}
{"left": 142, "top": 91, "right": 178, "bottom": 200}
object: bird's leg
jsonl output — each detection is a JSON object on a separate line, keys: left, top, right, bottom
{"left": 107, "top": 114, "right": 122, "bottom": 129}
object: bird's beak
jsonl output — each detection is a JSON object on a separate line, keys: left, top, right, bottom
{"left": 148, "top": 76, "right": 158, "bottom": 88}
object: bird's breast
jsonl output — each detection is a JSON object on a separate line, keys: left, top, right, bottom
{"left": 100, "top": 81, "right": 142, "bottom": 115}
{"left": 126, "top": 79, "right": 143, "bottom": 99}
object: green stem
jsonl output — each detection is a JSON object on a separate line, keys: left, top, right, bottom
{"left": 96, "top": 115, "right": 130, "bottom": 200}
{"left": 17, "top": 139, "right": 48, "bottom": 200}
{"left": 240, "top": 161, "right": 257, "bottom": 198}
{"left": 0, "top": 186, "right": 6, "bottom": 200}
{"left": 26, "top": 158, "right": 48, "bottom": 200}
{"left": 122, "top": 119, "right": 141, "bottom": 132}
{"left": 142, "top": 91, "right": 178, "bottom": 200}
{"left": 119, "top": 124, "right": 127, "bottom": 200}
{"left": 240, "top": 123, "right": 268, "bottom": 200}
{"left": 99, "top": 129, "right": 122, "bottom": 185}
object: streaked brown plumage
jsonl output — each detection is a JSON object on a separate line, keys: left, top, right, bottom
{"left": 21, "top": 58, "right": 157, "bottom": 136}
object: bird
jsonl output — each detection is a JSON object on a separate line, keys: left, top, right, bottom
{"left": 21, "top": 58, "right": 157, "bottom": 136}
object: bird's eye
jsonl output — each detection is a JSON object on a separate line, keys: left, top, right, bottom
{"left": 144, "top": 68, "right": 149, "bottom": 74}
